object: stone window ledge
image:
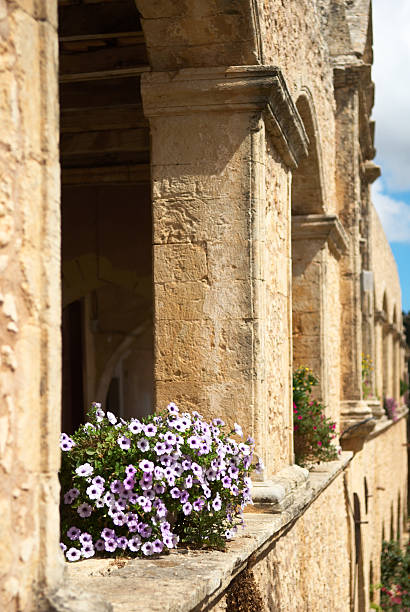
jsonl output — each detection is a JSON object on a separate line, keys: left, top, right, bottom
{"left": 367, "top": 405, "right": 408, "bottom": 441}
{"left": 51, "top": 452, "right": 353, "bottom": 612}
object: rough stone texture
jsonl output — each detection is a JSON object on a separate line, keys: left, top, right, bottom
{"left": 0, "top": 2, "right": 62, "bottom": 610}
{"left": 0, "top": 1, "right": 407, "bottom": 611}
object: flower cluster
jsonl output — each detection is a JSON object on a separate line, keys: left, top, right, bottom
{"left": 362, "top": 353, "right": 373, "bottom": 400}
{"left": 292, "top": 367, "right": 339, "bottom": 467}
{"left": 59, "top": 403, "right": 260, "bottom": 562}
{"left": 383, "top": 397, "right": 399, "bottom": 422}
{"left": 373, "top": 540, "right": 410, "bottom": 611}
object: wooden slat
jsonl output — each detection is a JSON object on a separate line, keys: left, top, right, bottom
{"left": 60, "top": 77, "right": 142, "bottom": 109}
{"left": 61, "top": 105, "right": 148, "bottom": 133}
{"left": 62, "top": 163, "right": 150, "bottom": 185}
{"left": 60, "top": 66, "right": 150, "bottom": 83}
{"left": 60, "top": 45, "right": 148, "bottom": 75}
{"left": 60, "top": 127, "right": 149, "bottom": 156}
{"left": 60, "top": 31, "right": 144, "bottom": 43}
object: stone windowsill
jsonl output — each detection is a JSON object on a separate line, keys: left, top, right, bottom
{"left": 368, "top": 404, "right": 408, "bottom": 441}
{"left": 53, "top": 452, "right": 353, "bottom": 612}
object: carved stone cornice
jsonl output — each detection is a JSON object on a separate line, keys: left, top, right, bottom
{"left": 340, "top": 399, "right": 376, "bottom": 452}
{"left": 141, "top": 65, "right": 309, "bottom": 168}
{"left": 291, "top": 214, "right": 349, "bottom": 259}
{"left": 333, "top": 62, "right": 371, "bottom": 89}
{"left": 361, "top": 160, "right": 381, "bottom": 184}
{"left": 375, "top": 309, "right": 387, "bottom": 324}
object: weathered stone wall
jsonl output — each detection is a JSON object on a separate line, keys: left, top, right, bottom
{"left": 370, "top": 204, "right": 405, "bottom": 400}
{"left": 347, "top": 417, "right": 408, "bottom": 609}
{"left": 0, "top": 2, "right": 62, "bottom": 610}
{"left": 264, "top": 139, "right": 293, "bottom": 471}
{"left": 262, "top": 0, "right": 336, "bottom": 214}
{"left": 251, "top": 473, "right": 351, "bottom": 612}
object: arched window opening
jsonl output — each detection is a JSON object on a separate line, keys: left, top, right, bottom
{"left": 59, "top": 1, "right": 153, "bottom": 432}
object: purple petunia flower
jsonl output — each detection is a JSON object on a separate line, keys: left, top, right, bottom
{"left": 182, "top": 502, "right": 192, "bottom": 516}
{"left": 143, "top": 423, "right": 157, "bottom": 437}
{"left": 116, "top": 536, "right": 128, "bottom": 550}
{"left": 95, "top": 539, "right": 105, "bottom": 551}
{"left": 139, "top": 459, "right": 154, "bottom": 473}
{"left": 125, "top": 464, "right": 137, "bottom": 477}
{"left": 60, "top": 434, "right": 75, "bottom": 451}
{"left": 139, "top": 524, "right": 152, "bottom": 539}
{"left": 212, "top": 496, "right": 222, "bottom": 511}
{"left": 101, "top": 528, "right": 115, "bottom": 541}
{"left": 192, "top": 465, "right": 203, "bottom": 480}
{"left": 105, "top": 538, "right": 117, "bottom": 552}
{"left": 152, "top": 539, "right": 164, "bottom": 554}
{"left": 92, "top": 476, "right": 105, "bottom": 487}
{"left": 170, "top": 487, "right": 180, "bottom": 499}
{"left": 128, "top": 493, "right": 138, "bottom": 504}
{"left": 123, "top": 476, "right": 135, "bottom": 491}
{"left": 180, "top": 490, "right": 189, "bottom": 503}
{"left": 106, "top": 411, "right": 117, "bottom": 425}
{"left": 128, "top": 419, "right": 142, "bottom": 435}
{"left": 181, "top": 458, "right": 191, "bottom": 471}
{"left": 154, "top": 442, "right": 167, "bottom": 455}
{"left": 67, "top": 526, "right": 81, "bottom": 541}
{"left": 66, "top": 547, "right": 81, "bottom": 562}
{"left": 110, "top": 480, "right": 123, "bottom": 494}
{"left": 141, "top": 542, "right": 154, "bottom": 556}
{"left": 75, "top": 463, "right": 93, "bottom": 477}
{"left": 128, "top": 535, "right": 142, "bottom": 552}
{"left": 167, "top": 402, "right": 179, "bottom": 415}
{"left": 137, "top": 438, "right": 150, "bottom": 452}
{"left": 222, "top": 476, "right": 232, "bottom": 488}
{"left": 77, "top": 503, "right": 92, "bottom": 518}
{"left": 162, "top": 534, "right": 174, "bottom": 549}
{"left": 193, "top": 498, "right": 205, "bottom": 512}
{"left": 154, "top": 483, "right": 165, "bottom": 495}
{"left": 86, "top": 484, "right": 103, "bottom": 500}
{"left": 79, "top": 532, "right": 92, "bottom": 545}
{"left": 81, "top": 544, "right": 95, "bottom": 559}
{"left": 184, "top": 475, "right": 193, "bottom": 488}
{"left": 187, "top": 435, "right": 201, "bottom": 449}
{"left": 60, "top": 542, "right": 67, "bottom": 552}
{"left": 163, "top": 431, "right": 177, "bottom": 445}
{"left": 117, "top": 435, "right": 131, "bottom": 450}
{"left": 234, "top": 422, "right": 243, "bottom": 437}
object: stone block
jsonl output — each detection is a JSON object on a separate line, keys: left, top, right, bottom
{"left": 154, "top": 243, "right": 207, "bottom": 282}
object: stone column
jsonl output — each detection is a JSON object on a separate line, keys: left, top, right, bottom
{"left": 141, "top": 66, "right": 307, "bottom": 475}
{"left": 292, "top": 214, "right": 348, "bottom": 412}
{"left": 334, "top": 64, "right": 376, "bottom": 447}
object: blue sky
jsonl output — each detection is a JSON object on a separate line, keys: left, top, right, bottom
{"left": 372, "top": 1, "right": 410, "bottom": 312}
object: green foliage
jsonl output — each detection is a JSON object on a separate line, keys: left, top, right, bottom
{"left": 293, "top": 367, "right": 339, "bottom": 467}
{"left": 399, "top": 379, "right": 408, "bottom": 397}
{"left": 376, "top": 540, "right": 410, "bottom": 610}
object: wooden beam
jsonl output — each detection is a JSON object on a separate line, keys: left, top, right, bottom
{"left": 60, "top": 76, "right": 142, "bottom": 109}
{"left": 60, "top": 66, "right": 150, "bottom": 83}
{"left": 61, "top": 164, "right": 150, "bottom": 185}
{"left": 60, "top": 45, "right": 148, "bottom": 76}
{"left": 61, "top": 127, "right": 149, "bottom": 156}
{"left": 61, "top": 104, "right": 148, "bottom": 133}
{"left": 60, "top": 31, "right": 144, "bottom": 43}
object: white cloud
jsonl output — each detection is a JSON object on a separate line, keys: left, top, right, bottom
{"left": 372, "top": 179, "right": 410, "bottom": 243}
{"left": 372, "top": 0, "right": 410, "bottom": 191}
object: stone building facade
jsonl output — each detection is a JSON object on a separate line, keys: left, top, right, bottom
{"left": 0, "top": 0, "right": 407, "bottom": 610}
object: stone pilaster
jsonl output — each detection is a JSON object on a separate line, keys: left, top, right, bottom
{"left": 292, "top": 213, "right": 348, "bottom": 410}
{"left": 141, "top": 66, "right": 308, "bottom": 475}
{"left": 334, "top": 63, "right": 376, "bottom": 445}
